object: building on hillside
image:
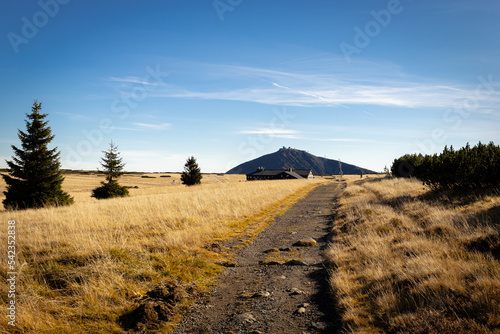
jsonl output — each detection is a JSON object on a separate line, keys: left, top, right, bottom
{"left": 246, "top": 167, "right": 314, "bottom": 181}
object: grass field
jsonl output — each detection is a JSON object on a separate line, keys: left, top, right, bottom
{"left": 327, "top": 176, "right": 500, "bottom": 333}
{"left": 0, "top": 173, "right": 325, "bottom": 333}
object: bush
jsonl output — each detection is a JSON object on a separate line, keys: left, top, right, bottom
{"left": 391, "top": 153, "right": 424, "bottom": 178}
{"left": 391, "top": 142, "right": 500, "bottom": 190}
{"left": 91, "top": 182, "right": 130, "bottom": 199}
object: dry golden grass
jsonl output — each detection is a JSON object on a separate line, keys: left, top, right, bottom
{"left": 327, "top": 176, "right": 500, "bottom": 333}
{"left": 0, "top": 173, "right": 324, "bottom": 333}
{"left": 0, "top": 172, "right": 246, "bottom": 210}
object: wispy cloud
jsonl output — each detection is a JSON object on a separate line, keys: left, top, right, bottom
{"left": 107, "top": 76, "right": 165, "bottom": 87}
{"left": 108, "top": 126, "right": 139, "bottom": 132}
{"left": 134, "top": 122, "right": 171, "bottom": 130}
{"left": 106, "top": 58, "right": 500, "bottom": 112}
{"left": 159, "top": 84, "right": 487, "bottom": 109}
{"left": 238, "top": 129, "right": 298, "bottom": 135}
{"left": 238, "top": 128, "right": 301, "bottom": 139}
{"left": 320, "top": 138, "right": 368, "bottom": 142}
{"left": 271, "top": 82, "right": 349, "bottom": 108}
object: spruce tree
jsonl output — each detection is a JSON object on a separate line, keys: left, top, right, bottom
{"left": 180, "top": 156, "right": 202, "bottom": 186}
{"left": 91, "top": 141, "right": 129, "bottom": 199}
{"left": 2, "top": 100, "right": 73, "bottom": 209}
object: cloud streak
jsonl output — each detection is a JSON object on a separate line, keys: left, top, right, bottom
{"left": 107, "top": 58, "right": 500, "bottom": 113}
{"left": 134, "top": 122, "right": 171, "bottom": 130}
{"left": 238, "top": 129, "right": 298, "bottom": 135}
{"left": 107, "top": 76, "right": 166, "bottom": 87}
{"left": 158, "top": 84, "right": 496, "bottom": 110}
{"left": 238, "top": 128, "right": 300, "bottom": 139}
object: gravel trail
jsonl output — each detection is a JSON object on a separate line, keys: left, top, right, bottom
{"left": 171, "top": 182, "right": 344, "bottom": 334}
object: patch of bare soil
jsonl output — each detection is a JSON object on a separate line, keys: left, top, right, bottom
{"left": 170, "top": 183, "right": 344, "bottom": 334}
{"left": 120, "top": 281, "right": 199, "bottom": 332}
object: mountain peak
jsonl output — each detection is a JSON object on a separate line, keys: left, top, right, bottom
{"left": 226, "top": 148, "right": 375, "bottom": 175}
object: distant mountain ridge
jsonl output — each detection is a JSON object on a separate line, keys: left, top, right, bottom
{"left": 226, "top": 147, "right": 376, "bottom": 175}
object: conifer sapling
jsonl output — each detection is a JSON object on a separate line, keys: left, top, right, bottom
{"left": 181, "top": 156, "right": 202, "bottom": 186}
{"left": 2, "top": 100, "right": 73, "bottom": 209}
{"left": 91, "top": 141, "right": 129, "bottom": 199}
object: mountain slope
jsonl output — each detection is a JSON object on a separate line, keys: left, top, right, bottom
{"left": 226, "top": 147, "right": 376, "bottom": 175}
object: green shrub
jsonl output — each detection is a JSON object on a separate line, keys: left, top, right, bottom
{"left": 391, "top": 142, "right": 500, "bottom": 190}
{"left": 391, "top": 153, "right": 424, "bottom": 178}
{"left": 91, "top": 181, "right": 129, "bottom": 199}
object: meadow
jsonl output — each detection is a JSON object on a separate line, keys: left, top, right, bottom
{"left": 327, "top": 176, "right": 500, "bottom": 333}
{"left": 0, "top": 172, "right": 324, "bottom": 333}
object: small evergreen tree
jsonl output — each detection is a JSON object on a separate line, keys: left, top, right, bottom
{"left": 181, "top": 156, "right": 202, "bottom": 186}
{"left": 91, "top": 141, "right": 129, "bottom": 199}
{"left": 2, "top": 100, "right": 73, "bottom": 209}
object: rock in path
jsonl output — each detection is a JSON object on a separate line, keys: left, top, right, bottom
{"left": 296, "top": 307, "right": 307, "bottom": 315}
{"left": 284, "top": 259, "right": 308, "bottom": 266}
{"left": 289, "top": 287, "right": 306, "bottom": 295}
{"left": 293, "top": 237, "right": 317, "bottom": 247}
{"left": 253, "top": 291, "right": 271, "bottom": 298}
{"left": 234, "top": 312, "right": 256, "bottom": 324}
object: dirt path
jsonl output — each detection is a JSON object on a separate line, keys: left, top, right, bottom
{"left": 171, "top": 183, "right": 344, "bottom": 334}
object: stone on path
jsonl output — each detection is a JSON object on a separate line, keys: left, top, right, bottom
{"left": 296, "top": 307, "right": 306, "bottom": 314}
{"left": 252, "top": 291, "right": 271, "bottom": 298}
{"left": 293, "top": 238, "right": 317, "bottom": 247}
{"left": 284, "top": 259, "right": 308, "bottom": 266}
{"left": 234, "top": 312, "right": 256, "bottom": 324}
{"left": 289, "top": 288, "right": 305, "bottom": 295}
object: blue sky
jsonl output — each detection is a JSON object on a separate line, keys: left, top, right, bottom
{"left": 1, "top": 0, "right": 499, "bottom": 172}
